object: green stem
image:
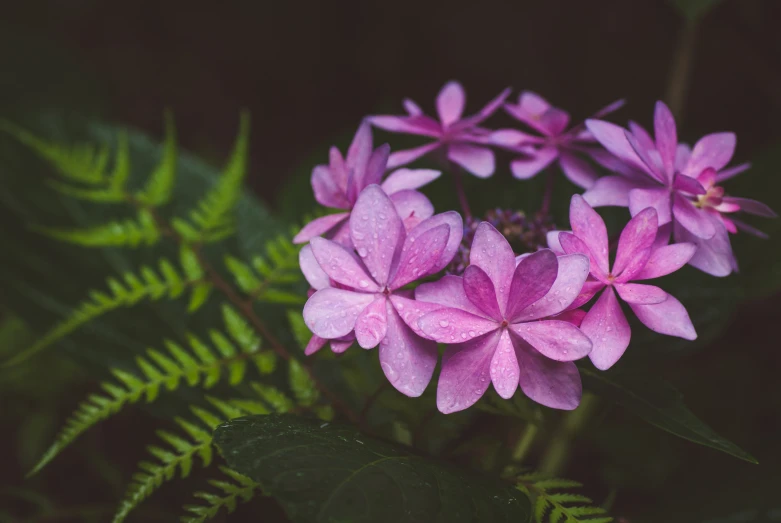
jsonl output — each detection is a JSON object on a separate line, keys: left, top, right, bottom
{"left": 511, "top": 423, "right": 539, "bottom": 463}
{"left": 665, "top": 16, "right": 699, "bottom": 121}
{"left": 538, "top": 393, "right": 599, "bottom": 476}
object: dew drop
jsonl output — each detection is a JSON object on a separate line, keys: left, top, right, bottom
{"left": 358, "top": 280, "right": 369, "bottom": 288}
{"left": 357, "top": 247, "right": 368, "bottom": 257}
{"left": 439, "top": 320, "right": 449, "bottom": 327}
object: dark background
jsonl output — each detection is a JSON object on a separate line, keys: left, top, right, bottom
{"left": 2, "top": 0, "right": 780, "bottom": 521}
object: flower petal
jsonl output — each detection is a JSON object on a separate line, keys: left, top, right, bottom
{"left": 437, "top": 81, "right": 466, "bottom": 126}
{"left": 590, "top": 98, "right": 626, "bottom": 119}
{"left": 723, "top": 197, "right": 777, "bottom": 218}
{"left": 510, "top": 319, "right": 592, "bottom": 361}
{"left": 463, "top": 265, "right": 503, "bottom": 321}
{"left": 654, "top": 101, "right": 678, "bottom": 177}
{"left": 673, "top": 217, "right": 736, "bottom": 277}
{"left": 568, "top": 280, "right": 606, "bottom": 310}
{"left": 585, "top": 119, "right": 647, "bottom": 171}
{"left": 345, "top": 121, "right": 373, "bottom": 185}
{"left": 514, "top": 254, "right": 591, "bottom": 321}
{"left": 633, "top": 243, "right": 696, "bottom": 280}
{"left": 490, "top": 330, "right": 520, "bottom": 399}
{"left": 625, "top": 130, "right": 667, "bottom": 184}
{"left": 628, "top": 187, "right": 672, "bottom": 224}
{"left": 582, "top": 175, "right": 638, "bottom": 208}
{"left": 629, "top": 293, "right": 697, "bottom": 340}
{"left": 515, "top": 339, "right": 582, "bottom": 410}
{"left": 613, "top": 207, "right": 658, "bottom": 281}
{"left": 448, "top": 143, "right": 495, "bottom": 178}
{"left": 505, "top": 91, "right": 569, "bottom": 136}
{"left": 312, "top": 165, "right": 350, "bottom": 209}
{"left": 293, "top": 213, "right": 349, "bottom": 244}
{"left": 559, "top": 232, "right": 608, "bottom": 282}
{"left": 470, "top": 222, "right": 517, "bottom": 314}
{"left": 569, "top": 195, "right": 610, "bottom": 275}
{"left": 390, "top": 224, "right": 449, "bottom": 289}
{"left": 299, "top": 244, "right": 330, "bottom": 290}
{"left": 715, "top": 162, "right": 750, "bottom": 183}
{"left": 554, "top": 309, "right": 587, "bottom": 327}
{"left": 490, "top": 128, "right": 544, "bottom": 147}
{"left": 305, "top": 334, "right": 328, "bottom": 356}
{"left": 546, "top": 230, "right": 564, "bottom": 254}
{"left": 360, "top": 143, "right": 390, "bottom": 189}
{"left": 683, "top": 132, "right": 736, "bottom": 177}
{"left": 350, "top": 185, "right": 404, "bottom": 286}
{"left": 331, "top": 338, "right": 354, "bottom": 353}
{"left": 380, "top": 304, "right": 438, "bottom": 397}
{"left": 310, "top": 237, "right": 379, "bottom": 291}
{"left": 675, "top": 143, "right": 692, "bottom": 170}
{"left": 418, "top": 307, "right": 498, "bottom": 344}
{"left": 672, "top": 173, "right": 706, "bottom": 196}
{"left": 505, "top": 249, "right": 559, "bottom": 320}
{"left": 303, "top": 288, "right": 375, "bottom": 339}
{"left": 354, "top": 296, "right": 388, "bottom": 348}
{"left": 386, "top": 142, "right": 441, "bottom": 169}
{"left": 558, "top": 152, "right": 599, "bottom": 189}
{"left": 404, "top": 211, "right": 463, "bottom": 274}
{"left": 415, "top": 274, "right": 491, "bottom": 319}
{"left": 580, "top": 286, "right": 631, "bottom": 370}
{"left": 389, "top": 189, "right": 435, "bottom": 230}
{"left": 672, "top": 192, "right": 716, "bottom": 239}
{"left": 614, "top": 283, "right": 667, "bottom": 304}
{"left": 436, "top": 331, "right": 500, "bottom": 414}
{"left": 381, "top": 168, "right": 441, "bottom": 194}
{"left": 389, "top": 295, "right": 445, "bottom": 339}
{"left": 510, "top": 147, "right": 558, "bottom": 180}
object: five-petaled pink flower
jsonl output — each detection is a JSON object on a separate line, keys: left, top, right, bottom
{"left": 302, "top": 185, "right": 463, "bottom": 397}
{"left": 490, "top": 92, "right": 625, "bottom": 188}
{"left": 548, "top": 195, "right": 697, "bottom": 370}
{"left": 370, "top": 81, "right": 511, "bottom": 178}
{"left": 415, "top": 222, "right": 592, "bottom": 413}
{"left": 583, "top": 101, "right": 776, "bottom": 276}
{"left": 293, "top": 121, "right": 440, "bottom": 246}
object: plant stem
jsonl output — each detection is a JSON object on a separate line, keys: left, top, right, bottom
{"left": 540, "top": 169, "right": 556, "bottom": 215}
{"left": 538, "top": 393, "right": 599, "bottom": 476}
{"left": 359, "top": 381, "right": 388, "bottom": 421}
{"left": 511, "top": 423, "right": 539, "bottom": 463}
{"left": 665, "top": 16, "right": 699, "bottom": 121}
{"left": 451, "top": 163, "right": 473, "bottom": 220}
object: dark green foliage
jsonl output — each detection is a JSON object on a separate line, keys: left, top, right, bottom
{"left": 180, "top": 466, "right": 259, "bottom": 523}
{"left": 516, "top": 474, "right": 612, "bottom": 523}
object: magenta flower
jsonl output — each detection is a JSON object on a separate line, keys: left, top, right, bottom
{"left": 548, "top": 195, "right": 697, "bottom": 370}
{"left": 490, "top": 92, "right": 625, "bottom": 188}
{"left": 414, "top": 222, "right": 592, "bottom": 413}
{"left": 370, "top": 81, "right": 511, "bottom": 178}
{"left": 293, "top": 121, "right": 440, "bottom": 246}
{"left": 302, "top": 184, "right": 463, "bottom": 397}
{"left": 583, "top": 101, "right": 775, "bottom": 276}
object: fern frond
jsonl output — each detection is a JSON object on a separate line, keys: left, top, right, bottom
{"left": 28, "top": 305, "right": 272, "bottom": 476}
{"left": 517, "top": 474, "right": 612, "bottom": 523}
{"left": 135, "top": 110, "right": 178, "bottom": 206}
{"left": 180, "top": 466, "right": 259, "bottom": 523}
{"left": 225, "top": 233, "right": 303, "bottom": 305}
{"left": 172, "top": 112, "right": 249, "bottom": 242}
{"left": 34, "top": 209, "right": 160, "bottom": 248}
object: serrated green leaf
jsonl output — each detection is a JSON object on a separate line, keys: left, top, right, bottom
{"left": 135, "top": 110, "right": 177, "bottom": 206}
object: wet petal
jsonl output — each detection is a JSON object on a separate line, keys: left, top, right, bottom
{"left": 345, "top": 121, "right": 373, "bottom": 188}
{"left": 514, "top": 254, "right": 590, "bottom": 321}
{"left": 629, "top": 293, "right": 697, "bottom": 340}
{"left": 463, "top": 265, "right": 503, "bottom": 321}
{"left": 331, "top": 338, "right": 354, "bottom": 353}
{"left": 303, "top": 288, "right": 375, "bottom": 339}
{"left": 490, "top": 330, "right": 520, "bottom": 399}
{"left": 418, "top": 307, "right": 498, "bottom": 344}
{"left": 415, "top": 274, "right": 491, "bottom": 319}
{"left": 354, "top": 296, "right": 388, "bottom": 348}
{"left": 312, "top": 165, "right": 350, "bottom": 208}
{"left": 553, "top": 309, "right": 587, "bottom": 327}
{"left": 515, "top": 338, "right": 582, "bottom": 410}
{"left": 569, "top": 194, "right": 610, "bottom": 275}
{"left": 505, "top": 249, "right": 559, "bottom": 320}
{"left": 614, "top": 283, "right": 667, "bottom": 304}
{"left": 293, "top": 213, "right": 349, "bottom": 244}
{"left": 299, "top": 244, "right": 330, "bottom": 290}
{"left": 625, "top": 130, "right": 667, "bottom": 184}
{"left": 580, "top": 286, "right": 631, "bottom": 370}
{"left": 546, "top": 230, "right": 565, "bottom": 254}
{"left": 568, "top": 280, "right": 606, "bottom": 310}
{"left": 380, "top": 304, "right": 438, "bottom": 397}
{"left": 613, "top": 207, "right": 658, "bottom": 281}
{"left": 673, "top": 218, "right": 735, "bottom": 277}
{"left": 470, "top": 222, "right": 517, "bottom": 314}
{"left": 654, "top": 101, "right": 678, "bottom": 177}
{"left": 448, "top": 143, "right": 495, "bottom": 178}
{"left": 559, "top": 232, "right": 608, "bottom": 282}
{"left": 585, "top": 119, "right": 647, "bottom": 171}
{"left": 310, "top": 237, "right": 379, "bottom": 291}
{"left": 582, "top": 175, "right": 638, "bottom": 208}
{"left": 381, "top": 168, "right": 441, "bottom": 194}
{"left": 673, "top": 192, "right": 716, "bottom": 239}
{"left": 436, "top": 331, "right": 501, "bottom": 414}
{"left": 350, "top": 185, "right": 404, "bottom": 286}
{"left": 628, "top": 187, "right": 672, "bottom": 225}
{"left": 389, "top": 295, "right": 445, "bottom": 339}
{"left": 437, "top": 81, "right": 466, "bottom": 126}
{"left": 633, "top": 243, "right": 696, "bottom": 280}
{"left": 390, "top": 189, "right": 435, "bottom": 230}
{"left": 510, "top": 319, "right": 592, "bottom": 361}
{"left": 360, "top": 143, "right": 391, "bottom": 188}
{"left": 305, "top": 334, "right": 328, "bottom": 356}
{"left": 390, "top": 224, "right": 449, "bottom": 289}
{"left": 405, "top": 211, "right": 464, "bottom": 274}
{"left": 683, "top": 132, "right": 736, "bottom": 177}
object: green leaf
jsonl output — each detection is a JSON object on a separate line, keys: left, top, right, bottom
{"left": 668, "top": 0, "right": 724, "bottom": 20}
{"left": 581, "top": 368, "right": 756, "bottom": 463}
{"left": 288, "top": 360, "right": 318, "bottom": 407}
{"left": 135, "top": 110, "right": 177, "bottom": 206}
{"left": 214, "top": 414, "right": 531, "bottom": 523}
{"left": 33, "top": 209, "right": 160, "bottom": 248}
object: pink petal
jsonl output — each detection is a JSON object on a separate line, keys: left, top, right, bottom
{"left": 628, "top": 187, "right": 672, "bottom": 224}
{"left": 355, "top": 296, "right": 388, "bottom": 348}
{"left": 369, "top": 115, "right": 440, "bottom": 137}
{"left": 731, "top": 217, "right": 768, "bottom": 238}
{"left": 568, "top": 280, "right": 606, "bottom": 310}
{"left": 675, "top": 143, "right": 692, "bottom": 171}
{"left": 723, "top": 197, "right": 777, "bottom": 218}
{"left": 328, "top": 146, "right": 349, "bottom": 193}
{"left": 436, "top": 81, "right": 466, "bottom": 127}
{"left": 490, "top": 128, "right": 544, "bottom": 147}
{"left": 447, "top": 143, "right": 495, "bottom": 178}
{"left": 613, "top": 207, "right": 658, "bottom": 281}
{"left": 389, "top": 189, "right": 435, "bottom": 230}
{"left": 312, "top": 165, "right": 350, "bottom": 209}
{"left": 715, "top": 162, "right": 750, "bottom": 183}
{"left": 625, "top": 130, "right": 667, "bottom": 184}
{"left": 673, "top": 192, "right": 716, "bottom": 239}
{"left": 470, "top": 222, "right": 517, "bottom": 314}
{"left": 305, "top": 334, "right": 328, "bottom": 356}
{"left": 505, "top": 91, "right": 569, "bottom": 136}
{"left": 505, "top": 249, "right": 559, "bottom": 320}
{"left": 386, "top": 142, "right": 441, "bottom": 169}
{"left": 436, "top": 330, "right": 501, "bottom": 414}
{"left": 490, "top": 330, "right": 520, "bottom": 399}
{"left": 653, "top": 222, "right": 672, "bottom": 250}
{"left": 345, "top": 121, "right": 373, "bottom": 182}
{"left": 683, "top": 132, "right": 736, "bottom": 177}
{"left": 310, "top": 237, "right": 379, "bottom": 291}
{"left": 390, "top": 224, "right": 449, "bottom": 289}
{"left": 515, "top": 338, "right": 582, "bottom": 410}
{"left": 633, "top": 243, "right": 696, "bottom": 280}
{"left": 554, "top": 309, "right": 587, "bottom": 327}
{"left": 559, "top": 232, "right": 608, "bottom": 283}
{"left": 672, "top": 173, "right": 706, "bottom": 196}
{"left": 453, "top": 87, "right": 512, "bottom": 131}
{"left": 510, "top": 319, "right": 592, "bottom": 361}
{"left": 614, "top": 283, "right": 667, "bottom": 304}
{"left": 569, "top": 195, "right": 610, "bottom": 275}
{"left": 403, "top": 98, "right": 423, "bottom": 116}
{"left": 558, "top": 152, "right": 599, "bottom": 189}
{"left": 350, "top": 185, "right": 404, "bottom": 286}
{"left": 293, "top": 213, "right": 349, "bottom": 244}
{"left": 629, "top": 293, "right": 697, "bottom": 340}
{"left": 582, "top": 175, "right": 638, "bottom": 208}
{"left": 673, "top": 217, "right": 735, "bottom": 277}
{"left": 510, "top": 147, "right": 558, "bottom": 180}
{"left": 418, "top": 308, "right": 498, "bottom": 344}
{"left": 580, "top": 286, "right": 631, "bottom": 370}
{"left": 331, "top": 338, "right": 354, "bottom": 353}
{"left": 463, "top": 265, "right": 503, "bottom": 320}
{"left": 380, "top": 304, "right": 438, "bottom": 397}
{"left": 585, "top": 119, "right": 647, "bottom": 171}
{"left": 654, "top": 101, "right": 678, "bottom": 177}
{"left": 389, "top": 295, "right": 445, "bottom": 339}
{"left": 404, "top": 211, "right": 463, "bottom": 274}
{"left": 590, "top": 98, "right": 626, "bottom": 119}
{"left": 381, "top": 168, "right": 441, "bottom": 194}
{"left": 546, "top": 230, "right": 564, "bottom": 254}
{"left": 360, "top": 143, "right": 390, "bottom": 188}
{"left": 415, "top": 274, "right": 491, "bottom": 319}
{"left": 299, "top": 244, "right": 330, "bottom": 290}
{"left": 303, "top": 288, "right": 375, "bottom": 339}
{"left": 514, "top": 254, "right": 590, "bottom": 322}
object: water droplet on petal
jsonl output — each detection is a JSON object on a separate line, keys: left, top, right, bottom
{"left": 439, "top": 320, "right": 449, "bottom": 327}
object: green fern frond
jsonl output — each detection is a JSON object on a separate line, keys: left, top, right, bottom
{"left": 225, "top": 233, "right": 303, "bottom": 304}
{"left": 180, "top": 466, "right": 259, "bottom": 523}
{"left": 135, "top": 110, "right": 178, "bottom": 206}
{"left": 172, "top": 112, "right": 249, "bottom": 242}
{"left": 28, "top": 305, "right": 272, "bottom": 476}
{"left": 46, "top": 181, "right": 128, "bottom": 202}
{"left": 517, "top": 474, "right": 612, "bottom": 523}
{"left": 33, "top": 209, "right": 160, "bottom": 248}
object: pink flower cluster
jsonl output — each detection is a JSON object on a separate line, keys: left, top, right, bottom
{"left": 296, "top": 81, "right": 776, "bottom": 414}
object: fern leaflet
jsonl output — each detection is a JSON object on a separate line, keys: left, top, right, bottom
{"left": 516, "top": 474, "right": 613, "bottom": 523}
{"left": 34, "top": 208, "right": 160, "bottom": 248}
{"left": 135, "top": 110, "right": 178, "bottom": 206}
{"left": 225, "top": 232, "right": 303, "bottom": 304}
{"left": 180, "top": 466, "right": 259, "bottom": 523}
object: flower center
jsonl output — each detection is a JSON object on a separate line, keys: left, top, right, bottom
{"left": 694, "top": 185, "right": 725, "bottom": 210}
{"left": 500, "top": 319, "right": 509, "bottom": 328}
{"left": 382, "top": 287, "right": 391, "bottom": 296}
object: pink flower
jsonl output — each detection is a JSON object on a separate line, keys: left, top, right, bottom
{"left": 548, "top": 195, "right": 697, "bottom": 370}
{"left": 583, "top": 101, "right": 776, "bottom": 276}
{"left": 370, "top": 81, "right": 510, "bottom": 178}
{"left": 490, "top": 92, "right": 625, "bottom": 188}
{"left": 415, "top": 222, "right": 592, "bottom": 413}
{"left": 293, "top": 121, "right": 441, "bottom": 246}
{"left": 302, "top": 185, "right": 463, "bottom": 397}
